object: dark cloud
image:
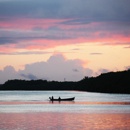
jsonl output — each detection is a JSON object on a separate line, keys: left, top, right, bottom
{"left": 72, "top": 48, "right": 80, "bottom": 51}
{"left": 0, "top": 27, "right": 81, "bottom": 46}
{"left": 102, "top": 42, "right": 130, "bottom": 46}
{"left": 0, "top": 37, "right": 17, "bottom": 44}
{"left": 60, "top": 18, "right": 91, "bottom": 25}
{"left": 0, "top": 0, "right": 61, "bottom": 19}
{"left": 0, "top": 0, "right": 130, "bottom": 22}
{"left": 0, "top": 37, "right": 33, "bottom": 45}
{"left": 0, "top": 22, "right": 130, "bottom": 47}
{"left": 73, "top": 69, "right": 79, "bottom": 72}
{"left": 0, "top": 27, "right": 77, "bottom": 46}
{"left": 90, "top": 53, "right": 102, "bottom": 55}
{"left": 20, "top": 73, "right": 38, "bottom": 80}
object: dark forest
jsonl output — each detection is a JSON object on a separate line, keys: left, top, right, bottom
{"left": 0, "top": 70, "right": 130, "bottom": 94}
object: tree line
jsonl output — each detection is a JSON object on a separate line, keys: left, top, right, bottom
{"left": 0, "top": 69, "right": 130, "bottom": 94}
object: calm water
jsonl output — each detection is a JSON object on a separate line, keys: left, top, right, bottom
{"left": 0, "top": 91, "right": 130, "bottom": 130}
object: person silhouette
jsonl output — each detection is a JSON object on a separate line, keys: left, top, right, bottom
{"left": 58, "top": 97, "right": 61, "bottom": 101}
{"left": 52, "top": 96, "right": 54, "bottom": 100}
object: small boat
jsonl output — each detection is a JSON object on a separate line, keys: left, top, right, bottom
{"left": 49, "top": 97, "right": 75, "bottom": 101}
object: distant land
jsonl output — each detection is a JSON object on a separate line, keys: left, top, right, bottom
{"left": 0, "top": 70, "right": 130, "bottom": 94}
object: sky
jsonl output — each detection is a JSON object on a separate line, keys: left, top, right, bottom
{"left": 0, "top": 0, "right": 130, "bottom": 84}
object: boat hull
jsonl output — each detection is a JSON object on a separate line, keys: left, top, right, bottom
{"left": 49, "top": 97, "right": 75, "bottom": 101}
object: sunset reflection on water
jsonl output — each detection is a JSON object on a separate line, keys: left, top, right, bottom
{"left": 0, "top": 112, "right": 130, "bottom": 130}
{"left": 0, "top": 101, "right": 130, "bottom": 105}
{"left": 0, "top": 91, "right": 130, "bottom": 129}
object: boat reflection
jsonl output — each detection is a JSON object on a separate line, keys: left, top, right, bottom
{"left": 49, "top": 100, "right": 75, "bottom": 104}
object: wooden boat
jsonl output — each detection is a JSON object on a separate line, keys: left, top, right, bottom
{"left": 49, "top": 97, "right": 75, "bottom": 101}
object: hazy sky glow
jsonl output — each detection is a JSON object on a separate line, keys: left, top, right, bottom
{"left": 0, "top": 0, "right": 130, "bottom": 83}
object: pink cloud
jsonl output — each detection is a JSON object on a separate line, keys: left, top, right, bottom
{"left": 0, "top": 18, "right": 130, "bottom": 52}
{"left": 0, "top": 18, "right": 65, "bottom": 30}
{"left": 0, "top": 44, "right": 17, "bottom": 53}
{"left": 0, "top": 35, "right": 130, "bottom": 52}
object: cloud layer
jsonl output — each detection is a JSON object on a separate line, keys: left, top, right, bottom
{"left": 0, "top": 0, "right": 130, "bottom": 51}
{"left": 0, "top": 0, "right": 130, "bottom": 21}
{"left": 0, "top": 0, "right": 130, "bottom": 84}
{"left": 0, "top": 54, "right": 93, "bottom": 84}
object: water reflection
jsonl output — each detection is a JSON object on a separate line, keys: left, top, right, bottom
{"left": 49, "top": 100, "right": 75, "bottom": 104}
{"left": 0, "top": 113, "right": 130, "bottom": 130}
{"left": 0, "top": 101, "right": 130, "bottom": 114}
{"left": 0, "top": 91, "right": 130, "bottom": 129}
{"left": 0, "top": 101, "right": 130, "bottom": 105}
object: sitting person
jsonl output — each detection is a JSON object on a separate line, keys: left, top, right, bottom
{"left": 58, "top": 97, "right": 61, "bottom": 100}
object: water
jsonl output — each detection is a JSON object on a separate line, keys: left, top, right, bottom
{"left": 0, "top": 91, "right": 130, "bottom": 130}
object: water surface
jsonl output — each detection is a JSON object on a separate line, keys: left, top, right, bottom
{"left": 0, "top": 91, "right": 130, "bottom": 130}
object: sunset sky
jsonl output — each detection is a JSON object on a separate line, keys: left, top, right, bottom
{"left": 0, "top": 0, "right": 130, "bottom": 84}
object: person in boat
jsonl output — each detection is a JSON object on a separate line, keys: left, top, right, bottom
{"left": 58, "top": 97, "right": 61, "bottom": 101}
{"left": 51, "top": 96, "right": 54, "bottom": 100}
